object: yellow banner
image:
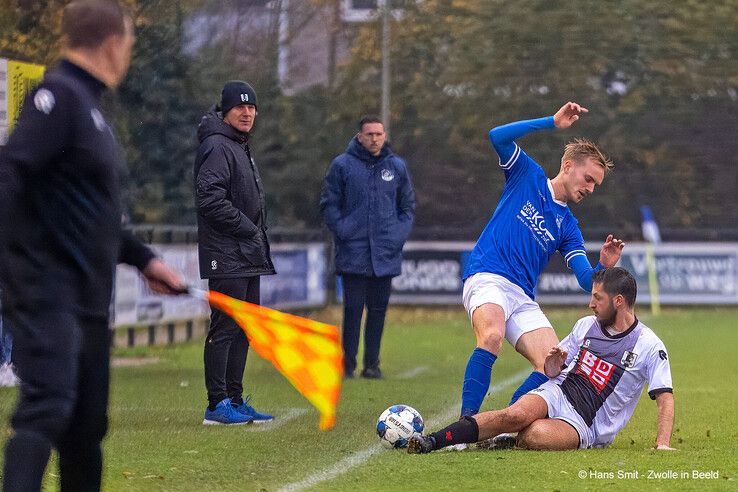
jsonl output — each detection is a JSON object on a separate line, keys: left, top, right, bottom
{"left": 7, "top": 60, "right": 45, "bottom": 131}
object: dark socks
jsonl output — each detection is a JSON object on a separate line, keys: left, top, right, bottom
{"left": 429, "top": 416, "right": 480, "bottom": 450}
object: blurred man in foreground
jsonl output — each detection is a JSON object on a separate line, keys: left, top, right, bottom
{"left": 0, "top": 1, "right": 184, "bottom": 490}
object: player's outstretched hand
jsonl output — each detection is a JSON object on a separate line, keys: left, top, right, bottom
{"left": 544, "top": 346, "right": 568, "bottom": 378}
{"left": 553, "top": 102, "right": 588, "bottom": 129}
{"left": 656, "top": 444, "right": 677, "bottom": 451}
{"left": 142, "top": 257, "right": 187, "bottom": 295}
{"left": 599, "top": 234, "right": 625, "bottom": 267}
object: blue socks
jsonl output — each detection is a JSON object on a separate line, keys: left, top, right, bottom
{"left": 461, "top": 349, "right": 549, "bottom": 415}
{"left": 509, "top": 371, "right": 548, "bottom": 405}
{"left": 460, "top": 347, "right": 497, "bottom": 416}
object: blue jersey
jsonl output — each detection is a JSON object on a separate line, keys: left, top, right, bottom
{"left": 463, "top": 116, "right": 600, "bottom": 299}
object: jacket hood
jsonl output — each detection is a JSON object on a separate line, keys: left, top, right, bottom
{"left": 197, "top": 105, "right": 248, "bottom": 144}
{"left": 346, "top": 136, "right": 392, "bottom": 162}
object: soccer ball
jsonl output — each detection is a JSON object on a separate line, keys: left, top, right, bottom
{"left": 376, "top": 404, "right": 424, "bottom": 449}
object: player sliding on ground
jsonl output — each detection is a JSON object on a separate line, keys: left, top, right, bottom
{"left": 460, "top": 102, "right": 625, "bottom": 423}
{"left": 409, "top": 268, "right": 675, "bottom": 453}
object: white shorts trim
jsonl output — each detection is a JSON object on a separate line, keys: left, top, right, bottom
{"left": 462, "top": 273, "right": 552, "bottom": 348}
{"left": 529, "top": 381, "right": 595, "bottom": 449}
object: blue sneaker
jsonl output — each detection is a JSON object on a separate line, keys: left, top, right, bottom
{"left": 203, "top": 398, "right": 254, "bottom": 425}
{"left": 233, "top": 395, "right": 273, "bottom": 423}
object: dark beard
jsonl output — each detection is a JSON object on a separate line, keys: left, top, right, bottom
{"left": 596, "top": 301, "right": 617, "bottom": 328}
{"left": 597, "top": 312, "right": 617, "bottom": 329}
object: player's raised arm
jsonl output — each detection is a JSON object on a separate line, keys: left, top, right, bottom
{"left": 488, "top": 116, "right": 555, "bottom": 170}
{"left": 488, "top": 102, "right": 587, "bottom": 172}
{"left": 553, "top": 102, "right": 589, "bottom": 129}
{"left": 599, "top": 234, "right": 625, "bottom": 267}
{"left": 566, "top": 235, "right": 625, "bottom": 293}
{"left": 654, "top": 392, "right": 676, "bottom": 450}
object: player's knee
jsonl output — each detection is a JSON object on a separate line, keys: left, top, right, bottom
{"left": 476, "top": 328, "right": 504, "bottom": 353}
{"left": 502, "top": 406, "right": 535, "bottom": 431}
{"left": 517, "top": 423, "right": 547, "bottom": 450}
{"left": 516, "top": 329, "right": 558, "bottom": 369}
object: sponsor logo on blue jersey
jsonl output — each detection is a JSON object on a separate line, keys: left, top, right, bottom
{"left": 519, "top": 201, "right": 555, "bottom": 249}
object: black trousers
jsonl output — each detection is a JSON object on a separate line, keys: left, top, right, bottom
{"left": 3, "top": 307, "right": 110, "bottom": 492}
{"left": 204, "top": 277, "right": 260, "bottom": 407}
{"left": 340, "top": 274, "right": 392, "bottom": 375}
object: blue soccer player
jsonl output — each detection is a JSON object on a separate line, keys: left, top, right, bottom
{"left": 459, "top": 102, "right": 625, "bottom": 419}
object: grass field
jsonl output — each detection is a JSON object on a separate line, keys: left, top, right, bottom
{"left": 1, "top": 307, "right": 737, "bottom": 491}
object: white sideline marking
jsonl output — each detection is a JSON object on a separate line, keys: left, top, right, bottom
{"left": 279, "top": 443, "right": 385, "bottom": 492}
{"left": 396, "top": 366, "right": 429, "bottom": 379}
{"left": 277, "top": 369, "right": 529, "bottom": 492}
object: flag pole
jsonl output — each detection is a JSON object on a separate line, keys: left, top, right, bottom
{"left": 640, "top": 206, "right": 661, "bottom": 316}
{"left": 186, "top": 286, "right": 208, "bottom": 300}
{"left": 645, "top": 244, "right": 661, "bottom": 316}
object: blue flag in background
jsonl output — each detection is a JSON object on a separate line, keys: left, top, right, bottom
{"left": 640, "top": 205, "right": 661, "bottom": 244}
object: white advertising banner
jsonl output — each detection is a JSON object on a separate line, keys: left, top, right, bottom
{"left": 388, "top": 241, "right": 738, "bottom": 306}
{"left": 113, "top": 243, "right": 327, "bottom": 327}
{"left": 113, "top": 244, "right": 208, "bottom": 326}
{"left": 616, "top": 243, "right": 738, "bottom": 305}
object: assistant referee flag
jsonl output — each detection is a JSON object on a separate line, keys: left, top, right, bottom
{"left": 206, "top": 289, "right": 343, "bottom": 430}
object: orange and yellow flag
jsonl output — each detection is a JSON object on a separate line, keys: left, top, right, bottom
{"left": 207, "top": 290, "right": 342, "bottom": 430}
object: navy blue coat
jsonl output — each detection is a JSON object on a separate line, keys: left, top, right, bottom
{"left": 320, "top": 137, "right": 415, "bottom": 277}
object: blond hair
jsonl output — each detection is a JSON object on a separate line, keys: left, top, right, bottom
{"left": 561, "top": 138, "right": 613, "bottom": 173}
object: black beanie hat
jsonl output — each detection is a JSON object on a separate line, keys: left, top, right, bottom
{"left": 220, "top": 80, "right": 258, "bottom": 115}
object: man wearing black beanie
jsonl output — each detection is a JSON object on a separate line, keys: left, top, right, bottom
{"left": 193, "top": 80, "right": 275, "bottom": 425}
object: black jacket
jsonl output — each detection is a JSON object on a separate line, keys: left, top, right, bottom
{"left": 194, "top": 108, "right": 275, "bottom": 279}
{"left": 0, "top": 60, "right": 155, "bottom": 317}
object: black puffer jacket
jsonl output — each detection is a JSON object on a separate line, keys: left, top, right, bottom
{"left": 194, "top": 107, "right": 275, "bottom": 279}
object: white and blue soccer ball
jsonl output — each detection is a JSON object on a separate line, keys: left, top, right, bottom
{"left": 376, "top": 404, "right": 424, "bottom": 449}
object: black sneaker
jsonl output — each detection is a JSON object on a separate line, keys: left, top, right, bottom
{"left": 407, "top": 435, "right": 436, "bottom": 454}
{"left": 360, "top": 366, "right": 382, "bottom": 379}
{"left": 476, "top": 433, "right": 517, "bottom": 450}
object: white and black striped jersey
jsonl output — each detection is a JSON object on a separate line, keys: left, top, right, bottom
{"left": 552, "top": 316, "right": 672, "bottom": 447}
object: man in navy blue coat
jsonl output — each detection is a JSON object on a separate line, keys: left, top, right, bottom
{"left": 320, "top": 116, "right": 416, "bottom": 379}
